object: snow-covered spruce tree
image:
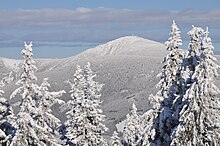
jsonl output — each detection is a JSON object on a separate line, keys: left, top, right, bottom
{"left": 38, "top": 78, "right": 65, "bottom": 128}
{"left": 185, "top": 26, "right": 204, "bottom": 80}
{"left": 10, "top": 42, "right": 48, "bottom": 146}
{"left": 64, "top": 65, "right": 86, "bottom": 145}
{"left": 36, "top": 78, "right": 66, "bottom": 145}
{"left": 64, "top": 63, "right": 108, "bottom": 146}
{"left": 123, "top": 103, "right": 143, "bottom": 146}
{"left": 82, "top": 62, "right": 108, "bottom": 145}
{"left": 157, "top": 20, "right": 184, "bottom": 99}
{"left": 111, "top": 131, "right": 122, "bottom": 146}
{"left": 171, "top": 28, "right": 220, "bottom": 146}
{"left": 164, "top": 20, "right": 185, "bottom": 97}
{"left": 0, "top": 80, "right": 15, "bottom": 146}
{"left": 142, "top": 20, "right": 184, "bottom": 146}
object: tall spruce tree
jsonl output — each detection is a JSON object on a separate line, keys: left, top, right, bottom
{"left": 36, "top": 78, "right": 66, "bottom": 145}
{"left": 162, "top": 20, "right": 184, "bottom": 98}
{"left": 143, "top": 20, "right": 184, "bottom": 146}
{"left": 64, "top": 65, "right": 86, "bottom": 145}
{"left": 10, "top": 42, "right": 41, "bottom": 146}
{"left": 171, "top": 28, "right": 220, "bottom": 146}
{"left": 10, "top": 42, "right": 49, "bottom": 146}
{"left": 64, "top": 63, "right": 108, "bottom": 146}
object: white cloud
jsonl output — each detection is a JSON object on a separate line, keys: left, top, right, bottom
{"left": 0, "top": 8, "right": 219, "bottom": 43}
{"left": 0, "top": 8, "right": 219, "bottom": 29}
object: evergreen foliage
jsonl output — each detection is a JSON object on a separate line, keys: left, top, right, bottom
{"left": 64, "top": 63, "right": 108, "bottom": 146}
{"left": 111, "top": 131, "right": 122, "bottom": 146}
{"left": 0, "top": 81, "right": 15, "bottom": 146}
{"left": 144, "top": 20, "right": 184, "bottom": 146}
{"left": 171, "top": 27, "right": 220, "bottom": 146}
{"left": 123, "top": 103, "right": 143, "bottom": 146}
{"left": 10, "top": 42, "right": 43, "bottom": 146}
{"left": 142, "top": 22, "right": 220, "bottom": 146}
{"left": 36, "top": 78, "right": 66, "bottom": 145}
{"left": 10, "top": 42, "right": 62, "bottom": 146}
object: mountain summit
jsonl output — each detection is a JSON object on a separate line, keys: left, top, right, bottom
{"left": 76, "top": 36, "right": 166, "bottom": 59}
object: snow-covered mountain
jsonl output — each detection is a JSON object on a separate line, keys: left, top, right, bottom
{"left": 76, "top": 36, "right": 165, "bottom": 58}
{"left": 1, "top": 36, "right": 219, "bottom": 135}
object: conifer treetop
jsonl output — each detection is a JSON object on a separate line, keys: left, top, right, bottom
{"left": 165, "top": 20, "right": 182, "bottom": 50}
{"left": 187, "top": 25, "right": 204, "bottom": 55}
{"left": 111, "top": 131, "right": 122, "bottom": 146}
{"left": 123, "top": 103, "right": 143, "bottom": 146}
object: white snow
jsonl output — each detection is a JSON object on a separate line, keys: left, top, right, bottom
{"left": 116, "top": 120, "right": 126, "bottom": 132}
{"left": 76, "top": 36, "right": 166, "bottom": 59}
{"left": 1, "top": 58, "right": 20, "bottom": 71}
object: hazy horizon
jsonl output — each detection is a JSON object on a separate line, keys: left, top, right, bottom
{"left": 0, "top": 0, "right": 220, "bottom": 58}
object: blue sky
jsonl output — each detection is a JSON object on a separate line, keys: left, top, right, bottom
{"left": 1, "top": 0, "right": 220, "bottom": 10}
{"left": 0, "top": 0, "right": 220, "bottom": 58}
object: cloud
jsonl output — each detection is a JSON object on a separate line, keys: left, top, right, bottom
{"left": 0, "top": 7, "right": 220, "bottom": 44}
{"left": 0, "top": 8, "right": 220, "bottom": 29}
{"left": 0, "top": 33, "right": 14, "bottom": 41}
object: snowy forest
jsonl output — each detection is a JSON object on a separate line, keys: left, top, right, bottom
{"left": 0, "top": 21, "right": 220, "bottom": 146}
